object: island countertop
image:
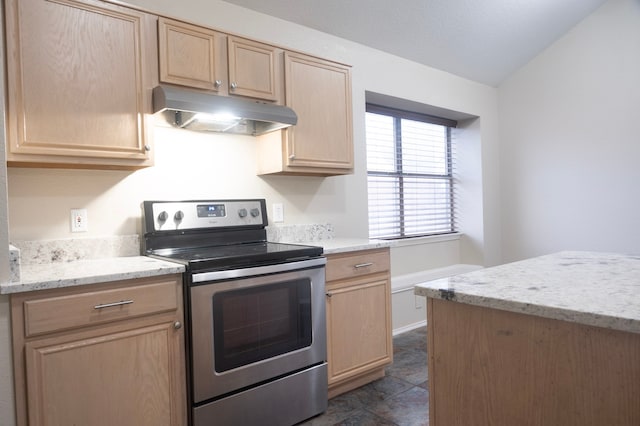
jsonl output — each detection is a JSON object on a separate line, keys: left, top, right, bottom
{"left": 415, "top": 251, "right": 640, "bottom": 334}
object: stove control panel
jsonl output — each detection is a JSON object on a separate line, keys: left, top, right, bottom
{"left": 144, "top": 199, "right": 267, "bottom": 232}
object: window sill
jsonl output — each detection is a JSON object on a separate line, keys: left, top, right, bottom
{"left": 385, "top": 232, "right": 462, "bottom": 248}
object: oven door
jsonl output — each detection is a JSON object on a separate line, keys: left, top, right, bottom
{"left": 189, "top": 257, "right": 326, "bottom": 403}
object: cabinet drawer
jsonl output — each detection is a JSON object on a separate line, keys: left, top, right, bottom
{"left": 326, "top": 249, "right": 390, "bottom": 282}
{"left": 23, "top": 278, "right": 179, "bottom": 337}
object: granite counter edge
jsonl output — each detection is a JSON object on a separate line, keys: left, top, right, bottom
{"left": 1, "top": 257, "right": 185, "bottom": 295}
{"left": 415, "top": 283, "right": 640, "bottom": 335}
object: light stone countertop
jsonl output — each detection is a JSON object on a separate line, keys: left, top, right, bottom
{"left": 1, "top": 256, "right": 185, "bottom": 295}
{"left": 415, "top": 251, "right": 640, "bottom": 334}
{"left": 0, "top": 238, "right": 390, "bottom": 294}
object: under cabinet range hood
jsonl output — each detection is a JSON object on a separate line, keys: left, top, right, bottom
{"left": 152, "top": 85, "right": 297, "bottom": 136}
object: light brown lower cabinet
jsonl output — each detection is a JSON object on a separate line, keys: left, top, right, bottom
{"left": 325, "top": 248, "right": 392, "bottom": 398}
{"left": 10, "top": 275, "right": 187, "bottom": 426}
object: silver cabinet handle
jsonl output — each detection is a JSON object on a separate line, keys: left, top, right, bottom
{"left": 94, "top": 300, "right": 133, "bottom": 310}
{"left": 354, "top": 262, "right": 373, "bottom": 269}
{"left": 230, "top": 82, "right": 238, "bottom": 90}
{"left": 144, "top": 144, "right": 151, "bottom": 152}
{"left": 214, "top": 80, "right": 222, "bottom": 88}
{"left": 174, "top": 321, "right": 182, "bottom": 330}
{"left": 325, "top": 292, "right": 332, "bottom": 298}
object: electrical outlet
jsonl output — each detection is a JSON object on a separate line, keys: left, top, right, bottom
{"left": 71, "top": 208, "right": 88, "bottom": 232}
{"left": 272, "top": 203, "right": 284, "bottom": 223}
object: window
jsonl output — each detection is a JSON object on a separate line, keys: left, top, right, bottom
{"left": 366, "top": 104, "right": 457, "bottom": 239}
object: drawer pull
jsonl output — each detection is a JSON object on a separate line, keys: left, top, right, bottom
{"left": 94, "top": 300, "right": 134, "bottom": 310}
{"left": 326, "top": 292, "right": 333, "bottom": 298}
{"left": 354, "top": 262, "right": 373, "bottom": 269}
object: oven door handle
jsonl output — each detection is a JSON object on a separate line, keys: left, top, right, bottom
{"left": 191, "top": 256, "right": 326, "bottom": 283}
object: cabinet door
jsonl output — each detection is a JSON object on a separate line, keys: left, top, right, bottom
{"left": 326, "top": 276, "right": 392, "bottom": 385}
{"left": 4, "top": 0, "right": 157, "bottom": 169}
{"left": 284, "top": 52, "right": 353, "bottom": 172}
{"left": 25, "top": 321, "right": 185, "bottom": 426}
{"left": 158, "top": 17, "right": 223, "bottom": 91}
{"left": 227, "top": 36, "right": 280, "bottom": 102}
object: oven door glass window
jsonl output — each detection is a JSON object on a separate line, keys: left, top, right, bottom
{"left": 212, "top": 278, "right": 312, "bottom": 372}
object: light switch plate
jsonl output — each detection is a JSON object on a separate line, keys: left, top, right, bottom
{"left": 272, "top": 203, "right": 284, "bottom": 223}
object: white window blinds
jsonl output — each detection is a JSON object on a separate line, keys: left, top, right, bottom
{"left": 366, "top": 104, "right": 457, "bottom": 239}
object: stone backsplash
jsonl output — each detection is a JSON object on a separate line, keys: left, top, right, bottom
{"left": 10, "top": 223, "right": 333, "bottom": 270}
{"left": 11, "top": 235, "right": 140, "bottom": 266}
{"left": 9, "top": 245, "right": 20, "bottom": 283}
{"left": 266, "top": 223, "right": 334, "bottom": 243}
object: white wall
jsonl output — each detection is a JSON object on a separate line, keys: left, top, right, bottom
{"left": 390, "top": 236, "right": 461, "bottom": 332}
{"left": 498, "top": 0, "right": 640, "bottom": 262}
{"left": 0, "top": 15, "right": 17, "bottom": 426}
{"left": 0, "top": 13, "right": 10, "bottom": 289}
{"left": 6, "top": 0, "right": 501, "bottom": 268}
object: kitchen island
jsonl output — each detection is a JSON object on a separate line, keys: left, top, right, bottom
{"left": 415, "top": 251, "right": 640, "bottom": 426}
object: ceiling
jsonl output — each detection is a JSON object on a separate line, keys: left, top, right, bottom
{"left": 220, "top": 0, "right": 608, "bottom": 87}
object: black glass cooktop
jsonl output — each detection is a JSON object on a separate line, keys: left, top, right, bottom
{"left": 148, "top": 241, "right": 323, "bottom": 272}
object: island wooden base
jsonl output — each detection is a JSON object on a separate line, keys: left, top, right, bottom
{"left": 427, "top": 298, "right": 640, "bottom": 426}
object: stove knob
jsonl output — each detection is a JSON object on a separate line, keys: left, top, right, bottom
{"left": 158, "top": 211, "right": 168, "bottom": 222}
{"left": 238, "top": 208, "right": 248, "bottom": 218}
{"left": 174, "top": 210, "right": 184, "bottom": 221}
{"left": 250, "top": 208, "right": 260, "bottom": 218}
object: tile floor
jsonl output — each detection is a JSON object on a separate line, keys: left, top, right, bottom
{"left": 300, "top": 326, "right": 429, "bottom": 426}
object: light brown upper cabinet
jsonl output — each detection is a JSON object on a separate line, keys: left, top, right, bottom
{"left": 158, "top": 17, "right": 222, "bottom": 92}
{"left": 158, "top": 18, "right": 282, "bottom": 103}
{"left": 227, "top": 36, "right": 280, "bottom": 102}
{"left": 4, "top": 0, "right": 158, "bottom": 169}
{"left": 257, "top": 52, "right": 353, "bottom": 176}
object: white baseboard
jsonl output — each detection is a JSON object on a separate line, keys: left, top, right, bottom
{"left": 393, "top": 320, "right": 427, "bottom": 336}
{"left": 391, "top": 264, "right": 483, "bottom": 335}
